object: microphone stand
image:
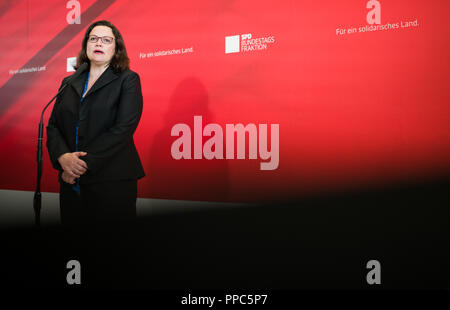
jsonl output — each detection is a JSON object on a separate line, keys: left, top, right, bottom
{"left": 33, "top": 62, "right": 87, "bottom": 227}
{"left": 33, "top": 84, "right": 68, "bottom": 227}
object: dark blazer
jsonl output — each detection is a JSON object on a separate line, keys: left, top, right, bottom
{"left": 46, "top": 65, "right": 145, "bottom": 184}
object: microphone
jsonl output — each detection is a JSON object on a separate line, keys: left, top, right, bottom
{"left": 33, "top": 62, "right": 88, "bottom": 226}
{"left": 40, "top": 62, "right": 88, "bottom": 122}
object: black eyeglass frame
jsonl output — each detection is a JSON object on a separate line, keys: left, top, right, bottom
{"left": 87, "top": 35, "right": 115, "bottom": 44}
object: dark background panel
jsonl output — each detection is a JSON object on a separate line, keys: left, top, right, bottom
{"left": 1, "top": 175, "right": 449, "bottom": 290}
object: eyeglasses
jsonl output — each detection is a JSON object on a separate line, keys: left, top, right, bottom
{"left": 88, "top": 35, "right": 114, "bottom": 45}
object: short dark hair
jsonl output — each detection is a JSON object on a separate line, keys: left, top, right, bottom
{"left": 75, "top": 20, "right": 130, "bottom": 72}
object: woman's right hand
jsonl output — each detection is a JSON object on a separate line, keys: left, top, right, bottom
{"left": 61, "top": 171, "right": 76, "bottom": 184}
{"left": 58, "top": 152, "right": 88, "bottom": 178}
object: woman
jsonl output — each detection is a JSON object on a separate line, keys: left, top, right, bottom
{"left": 46, "top": 20, "right": 145, "bottom": 228}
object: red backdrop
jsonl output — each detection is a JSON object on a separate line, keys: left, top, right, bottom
{"left": 0, "top": 0, "right": 449, "bottom": 202}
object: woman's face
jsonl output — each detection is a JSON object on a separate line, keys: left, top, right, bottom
{"left": 86, "top": 25, "right": 116, "bottom": 67}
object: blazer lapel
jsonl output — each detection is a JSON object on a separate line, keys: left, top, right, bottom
{"left": 83, "top": 65, "right": 119, "bottom": 98}
{"left": 70, "top": 70, "right": 88, "bottom": 99}
{"left": 65, "top": 70, "right": 87, "bottom": 118}
{"left": 68, "top": 65, "right": 119, "bottom": 120}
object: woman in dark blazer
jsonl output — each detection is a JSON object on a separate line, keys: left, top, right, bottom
{"left": 47, "top": 20, "right": 145, "bottom": 228}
